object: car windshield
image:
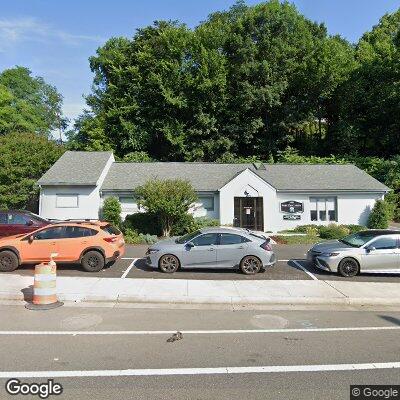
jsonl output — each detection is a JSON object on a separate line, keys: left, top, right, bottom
{"left": 339, "top": 232, "right": 380, "bottom": 248}
{"left": 176, "top": 230, "right": 201, "bottom": 244}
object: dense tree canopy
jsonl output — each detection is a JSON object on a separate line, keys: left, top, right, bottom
{"left": 68, "top": 0, "right": 399, "bottom": 163}
{"left": 0, "top": 132, "right": 65, "bottom": 210}
{"left": 67, "top": 0, "right": 359, "bottom": 160}
{"left": 0, "top": 66, "right": 66, "bottom": 136}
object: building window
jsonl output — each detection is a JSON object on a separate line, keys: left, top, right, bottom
{"left": 118, "top": 196, "right": 137, "bottom": 211}
{"left": 310, "top": 197, "right": 337, "bottom": 222}
{"left": 119, "top": 196, "right": 135, "bottom": 204}
{"left": 56, "top": 194, "right": 78, "bottom": 208}
{"left": 198, "top": 196, "right": 214, "bottom": 211}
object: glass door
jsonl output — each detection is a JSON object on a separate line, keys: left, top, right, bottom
{"left": 233, "top": 197, "right": 264, "bottom": 231}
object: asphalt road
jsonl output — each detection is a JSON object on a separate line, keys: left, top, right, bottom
{"left": 6, "top": 244, "right": 400, "bottom": 283}
{"left": 0, "top": 305, "right": 399, "bottom": 399}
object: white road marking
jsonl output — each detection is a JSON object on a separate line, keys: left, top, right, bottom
{"left": 121, "top": 257, "right": 137, "bottom": 260}
{"left": 292, "top": 259, "right": 318, "bottom": 280}
{"left": 120, "top": 259, "right": 137, "bottom": 279}
{"left": 278, "top": 259, "right": 289, "bottom": 262}
{"left": 0, "top": 362, "right": 399, "bottom": 378}
{"left": 1, "top": 326, "right": 399, "bottom": 335}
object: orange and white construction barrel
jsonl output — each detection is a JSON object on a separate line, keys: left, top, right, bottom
{"left": 25, "top": 254, "right": 63, "bottom": 310}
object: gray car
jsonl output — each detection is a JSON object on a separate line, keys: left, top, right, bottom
{"left": 145, "top": 227, "right": 276, "bottom": 275}
{"left": 307, "top": 230, "right": 400, "bottom": 277}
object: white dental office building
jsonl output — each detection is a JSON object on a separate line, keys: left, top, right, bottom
{"left": 37, "top": 151, "right": 389, "bottom": 232}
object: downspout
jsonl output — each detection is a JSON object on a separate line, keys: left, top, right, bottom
{"left": 38, "top": 184, "right": 42, "bottom": 216}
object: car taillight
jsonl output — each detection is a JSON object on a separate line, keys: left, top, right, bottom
{"left": 103, "top": 236, "right": 117, "bottom": 243}
{"left": 260, "top": 241, "right": 272, "bottom": 251}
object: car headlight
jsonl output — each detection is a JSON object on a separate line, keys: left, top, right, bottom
{"left": 146, "top": 249, "right": 159, "bottom": 255}
{"left": 321, "top": 252, "right": 340, "bottom": 257}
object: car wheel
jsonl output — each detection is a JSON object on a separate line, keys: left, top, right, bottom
{"left": 338, "top": 258, "right": 359, "bottom": 277}
{"left": 240, "top": 255, "right": 261, "bottom": 275}
{"left": 81, "top": 250, "right": 105, "bottom": 272}
{"left": 0, "top": 250, "right": 19, "bottom": 272}
{"left": 159, "top": 254, "right": 179, "bottom": 273}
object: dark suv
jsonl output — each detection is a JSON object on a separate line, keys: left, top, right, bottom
{"left": 0, "top": 210, "right": 50, "bottom": 237}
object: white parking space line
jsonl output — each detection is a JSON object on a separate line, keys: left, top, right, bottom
{"left": 278, "top": 259, "right": 289, "bottom": 262}
{"left": 120, "top": 259, "right": 138, "bottom": 279}
{"left": 121, "top": 257, "right": 137, "bottom": 260}
{"left": 292, "top": 260, "right": 318, "bottom": 280}
{"left": 0, "top": 326, "right": 399, "bottom": 335}
{"left": 1, "top": 362, "right": 399, "bottom": 378}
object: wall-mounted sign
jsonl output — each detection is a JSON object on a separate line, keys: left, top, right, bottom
{"left": 283, "top": 214, "right": 301, "bottom": 220}
{"left": 280, "top": 201, "right": 303, "bottom": 214}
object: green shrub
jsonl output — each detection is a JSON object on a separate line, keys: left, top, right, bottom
{"left": 367, "top": 200, "right": 391, "bottom": 229}
{"left": 292, "top": 223, "right": 364, "bottom": 238}
{"left": 134, "top": 178, "right": 197, "bottom": 237}
{"left": 305, "top": 226, "right": 319, "bottom": 236}
{"left": 346, "top": 224, "right": 365, "bottom": 234}
{"left": 292, "top": 225, "right": 317, "bottom": 233}
{"left": 190, "top": 216, "right": 220, "bottom": 231}
{"left": 170, "top": 215, "right": 219, "bottom": 236}
{"left": 123, "top": 228, "right": 158, "bottom": 244}
{"left": 124, "top": 212, "right": 161, "bottom": 236}
{"left": 318, "top": 224, "right": 350, "bottom": 239}
{"left": 102, "top": 197, "right": 121, "bottom": 227}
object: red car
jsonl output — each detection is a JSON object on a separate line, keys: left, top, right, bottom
{"left": 0, "top": 210, "right": 50, "bottom": 238}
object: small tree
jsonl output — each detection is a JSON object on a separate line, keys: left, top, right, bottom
{"left": 134, "top": 179, "right": 197, "bottom": 237}
{"left": 102, "top": 197, "right": 122, "bottom": 227}
{"left": 367, "top": 199, "right": 390, "bottom": 229}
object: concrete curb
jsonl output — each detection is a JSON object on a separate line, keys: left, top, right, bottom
{"left": 2, "top": 273, "right": 400, "bottom": 309}
{"left": 3, "top": 291, "right": 400, "bottom": 308}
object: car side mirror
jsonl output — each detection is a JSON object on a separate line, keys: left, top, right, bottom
{"left": 366, "top": 246, "right": 376, "bottom": 252}
{"left": 26, "top": 220, "right": 34, "bottom": 226}
{"left": 28, "top": 235, "right": 34, "bottom": 244}
{"left": 186, "top": 241, "right": 195, "bottom": 248}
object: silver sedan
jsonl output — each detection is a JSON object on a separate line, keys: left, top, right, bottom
{"left": 307, "top": 230, "right": 400, "bottom": 277}
{"left": 145, "top": 227, "right": 276, "bottom": 275}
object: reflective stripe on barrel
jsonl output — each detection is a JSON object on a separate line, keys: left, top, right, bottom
{"left": 32, "top": 262, "right": 58, "bottom": 305}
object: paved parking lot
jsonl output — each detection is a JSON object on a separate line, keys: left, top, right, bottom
{"left": 6, "top": 244, "right": 400, "bottom": 283}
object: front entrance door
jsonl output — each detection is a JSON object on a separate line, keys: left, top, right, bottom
{"left": 233, "top": 197, "right": 264, "bottom": 231}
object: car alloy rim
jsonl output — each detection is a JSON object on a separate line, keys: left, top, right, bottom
{"left": 88, "top": 256, "right": 99, "bottom": 268}
{"left": 343, "top": 260, "right": 357, "bottom": 275}
{"left": 243, "top": 257, "right": 259, "bottom": 273}
{"left": 161, "top": 256, "right": 177, "bottom": 271}
{"left": 0, "top": 256, "right": 11, "bottom": 268}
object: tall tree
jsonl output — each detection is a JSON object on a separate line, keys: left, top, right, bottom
{"left": 0, "top": 66, "right": 66, "bottom": 136}
{"left": 332, "top": 9, "right": 400, "bottom": 156}
{"left": 75, "top": 1, "right": 400, "bottom": 161}
{"left": 0, "top": 132, "right": 65, "bottom": 210}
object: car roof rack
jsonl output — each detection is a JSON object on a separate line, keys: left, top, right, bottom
{"left": 49, "top": 219, "right": 102, "bottom": 227}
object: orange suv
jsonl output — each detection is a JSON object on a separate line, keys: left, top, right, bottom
{"left": 0, "top": 221, "right": 125, "bottom": 272}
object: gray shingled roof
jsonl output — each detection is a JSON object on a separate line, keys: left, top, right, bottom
{"left": 101, "top": 162, "right": 253, "bottom": 191}
{"left": 255, "top": 164, "right": 389, "bottom": 192}
{"left": 101, "top": 162, "right": 389, "bottom": 192}
{"left": 38, "top": 151, "right": 113, "bottom": 186}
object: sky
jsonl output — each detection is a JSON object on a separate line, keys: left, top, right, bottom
{"left": 1, "top": 0, "right": 399, "bottom": 127}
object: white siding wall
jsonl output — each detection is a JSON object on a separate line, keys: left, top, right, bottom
{"left": 190, "top": 192, "right": 220, "bottom": 220}
{"left": 219, "top": 169, "right": 276, "bottom": 230}
{"left": 270, "top": 192, "right": 384, "bottom": 232}
{"left": 218, "top": 169, "right": 385, "bottom": 232}
{"left": 101, "top": 191, "right": 220, "bottom": 221}
{"left": 39, "top": 154, "right": 114, "bottom": 220}
{"left": 39, "top": 185, "right": 101, "bottom": 220}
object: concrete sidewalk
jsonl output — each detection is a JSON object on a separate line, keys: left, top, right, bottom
{"left": 1, "top": 274, "right": 400, "bottom": 307}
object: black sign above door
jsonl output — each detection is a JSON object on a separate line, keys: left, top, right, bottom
{"left": 280, "top": 201, "right": 303, "bottom": 213}
{"left": 283, "top": 214, "right": 301, "bottom": 220}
